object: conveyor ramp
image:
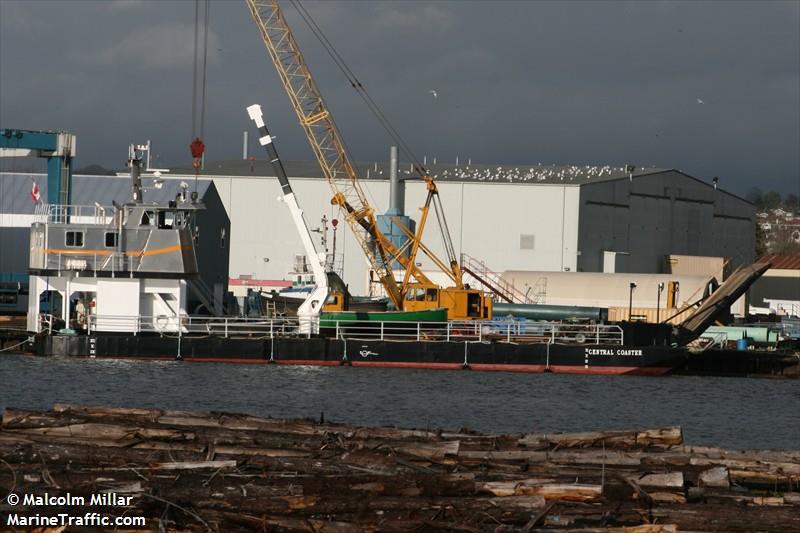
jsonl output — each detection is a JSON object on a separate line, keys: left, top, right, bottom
{"left": 675, "top": 261, "right": 771, "bottom": 345}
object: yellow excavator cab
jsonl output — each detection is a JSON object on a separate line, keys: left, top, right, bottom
{"left": 322, "top": 290, "right": 346, "bottom": 312}
{"left": 403, "top": 283, "right": 492, "bottom": 320}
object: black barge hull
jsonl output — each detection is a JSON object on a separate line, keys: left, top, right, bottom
{"left": 36, "top": 335, "right": 686, "bottom": 376}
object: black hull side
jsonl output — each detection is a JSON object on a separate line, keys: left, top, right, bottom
{"left": 34, "top": 335, "right": 685, "bottom": 376}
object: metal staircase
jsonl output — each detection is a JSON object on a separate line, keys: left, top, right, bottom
{"left": 460, "top": 253, "right": 545, "bottom": 304}
{"left": 188, "top": 278, "right": 229, "bottom": 316}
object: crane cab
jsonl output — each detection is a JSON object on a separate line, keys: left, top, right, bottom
{"left": 322, "top": 290, "right": 346, "bottom": 312}
{"left": 403, "top": 283, "right": 492, "bottom": 321}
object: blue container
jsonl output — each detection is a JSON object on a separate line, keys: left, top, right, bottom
{"left": 736, "top": 338, "right": 748, "bottom": 351}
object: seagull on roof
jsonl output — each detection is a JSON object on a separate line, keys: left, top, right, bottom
{"left": 428, "top": 90, "right": 438, "bottom": 99}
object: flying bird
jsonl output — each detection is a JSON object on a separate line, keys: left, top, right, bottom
{"left": 428, "top": 90, "right": 438, "bottom": 99}
{"left": 696, "top": 98, "right": 705, "bottom": 104}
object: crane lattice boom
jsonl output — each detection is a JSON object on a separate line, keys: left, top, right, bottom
{"left": 246, "top": 0, "right": 440, "bottom": 308}
{"left": 246, "top": 0, "right": 492, "bottom": 320}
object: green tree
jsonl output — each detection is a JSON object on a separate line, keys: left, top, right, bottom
{"left": 745, "top": 187, "right": 763, "bottom": 208}
{"left": 762, "top": 191, "right": 782, "bottom": 210}
{"left": 784, "top": 193, "right": 799, "bottom": 212}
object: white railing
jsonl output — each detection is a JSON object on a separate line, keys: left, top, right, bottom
{"left": 46, "top": 251, "right": 141, "bottom": 275}
{"left": 87, "top": 315, "right": 292, "bottom": 337}
{"left": 34, "top": 203, "right": 114, "bottom": 225}
{"left": 39, "top": 314, "right": 57, "bottom": 335}
{"left": 692, "top": 332, "right": 729, "bottom": 351}
{"left": 331, "top": 320, "right": 623, "bottom": 344}
{"left": 83, "top": 314, "right": 624, "bottom": 344}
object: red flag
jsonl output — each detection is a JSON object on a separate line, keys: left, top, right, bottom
{"left": 30, "top": 179, "right": 40, "bottom": 203}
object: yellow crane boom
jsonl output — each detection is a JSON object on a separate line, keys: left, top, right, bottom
{"left": 246, "top": 0, "right": 492, "bottom": 320}
{"left": 245, "top": 0, "right": 439, "bottom": 309}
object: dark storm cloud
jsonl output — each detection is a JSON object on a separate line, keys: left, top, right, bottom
{"left": 0, "top": 0, "right": 797, "bottom": 195}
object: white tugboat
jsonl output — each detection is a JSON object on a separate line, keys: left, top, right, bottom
{"left": 27, "top": 143, "right": 207, "bottom": 335}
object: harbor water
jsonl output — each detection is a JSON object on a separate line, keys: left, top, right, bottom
{"left": 2, "top": 354, "right": 797, "bottom": 450}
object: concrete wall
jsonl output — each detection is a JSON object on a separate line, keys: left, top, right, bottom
{"left": 502, "top": 271, "right": 714, "bottom": 309}
{"left": 577, "top": 171, "right": 755, "bottom": 273}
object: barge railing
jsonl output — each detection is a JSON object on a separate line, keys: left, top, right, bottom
{"left": 83, "top": 314, "right": 625, "bottom": 345}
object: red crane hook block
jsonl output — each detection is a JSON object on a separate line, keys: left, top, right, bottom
{"left": 190, "top": 137, "right": 205, "bottom": 170}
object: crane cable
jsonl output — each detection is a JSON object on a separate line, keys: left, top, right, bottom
{"left": 289, "top": 0, "right": 427, "bottom": 178}
{"left": 290, "top": 0, "right": 461, "bottom": 276}
{"left": 190, "top": 0, "right": 210, "bottom": 191}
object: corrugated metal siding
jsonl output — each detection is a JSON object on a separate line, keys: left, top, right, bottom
{"left": 0, "top": 172, "right": 215, "bottom": 214}
{"left": 577, "top": 171, "right": 755, "bottom": 273}
{"left": 758, "top": 254, "right": 800, "bottom": 270}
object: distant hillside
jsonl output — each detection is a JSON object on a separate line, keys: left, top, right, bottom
{"left": 75, "top": 164, "right": 118, "bottom": 175}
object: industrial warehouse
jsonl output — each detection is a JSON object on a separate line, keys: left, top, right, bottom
{"left": 167, "top": 155, "right": 756, "bottom": 292}
{"left": 1, "top": 155, "right": 756, "bottom": 315}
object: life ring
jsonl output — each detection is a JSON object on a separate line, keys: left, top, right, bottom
{"left": 155, "top": 315, "right": 170, "bottom": 331}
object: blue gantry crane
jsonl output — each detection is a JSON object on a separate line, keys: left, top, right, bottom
{"left": 0, "top": 129, "right": 76, "bottom": 205}
{"left": 0, "top": 129, "right": 76, "bottom": 312}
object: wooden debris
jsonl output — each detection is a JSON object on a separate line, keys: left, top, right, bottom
{"left": 699, "top": 465, "right": 730, "bottom": 487}
{"left": 0, "top": 403, "right": 798, "bottom": 532}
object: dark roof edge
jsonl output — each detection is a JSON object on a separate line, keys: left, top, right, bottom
{"left": 579, "top": 168, "right": 752, "bottom": 205}
{"left": 669, "top": 169, "right": 753, "bottom": 206}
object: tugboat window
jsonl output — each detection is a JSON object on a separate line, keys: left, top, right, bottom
{"left": 65, "top": 231, "right": 84, "bottom": 247}
{"left": 140, "top": 210, "right": 155, "bottom": 226}
{"left": 104, "top": 232, "right": 119, "bottom": 247}
{"left": 157, "top": 211, "right": 172, "bottom": 229}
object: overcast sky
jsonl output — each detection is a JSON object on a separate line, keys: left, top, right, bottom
{"left": 1, "top": 0, "right": 798, "bottom": 196}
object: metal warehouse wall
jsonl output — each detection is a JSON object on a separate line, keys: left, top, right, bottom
{"left": 576, "top": 171, "right": 755, "bottom": 273}
{"left": 190, "top": 174, "right": 580, "bottom": 296}
{"left": 0, "top": 227, "right": 29, "bottom": 277}
{"left": 198, "top": 174, "right": 370, "bottom": 292}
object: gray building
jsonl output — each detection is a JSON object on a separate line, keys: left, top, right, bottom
{"left": 0, "top": 172, "right": 230, "bottom": 314}
{"left": 576, "top": 169, "right": 755, "bottom": 273}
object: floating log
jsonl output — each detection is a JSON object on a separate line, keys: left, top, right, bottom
{"left": 1, "top": 404, "right": 798, "bottom": 532}
{"left": 699, "top": 465, "right": 730, "bottom": 487}
{"left": 518, "top": 426, "right": 683, "bottom": 449}
{"left": 633, "top": 471, "right": 685, "bottom": 489}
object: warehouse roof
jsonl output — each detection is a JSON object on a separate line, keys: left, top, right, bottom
{"left": 169, "top": 159, "right": 671, "bottom": 185}
{"left": 0, "top": 172, "right": 216, "bottom": 214}
{"left": 758, "top": 255, "right": 800, "bottom": 270}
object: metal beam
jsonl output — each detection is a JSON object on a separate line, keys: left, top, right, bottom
{"left": 0, "top": 129, "right": 75, "bottom": 206}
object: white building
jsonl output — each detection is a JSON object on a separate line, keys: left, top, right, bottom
{"left": 162, "top": 159, "right": 755, "bottom": 298}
